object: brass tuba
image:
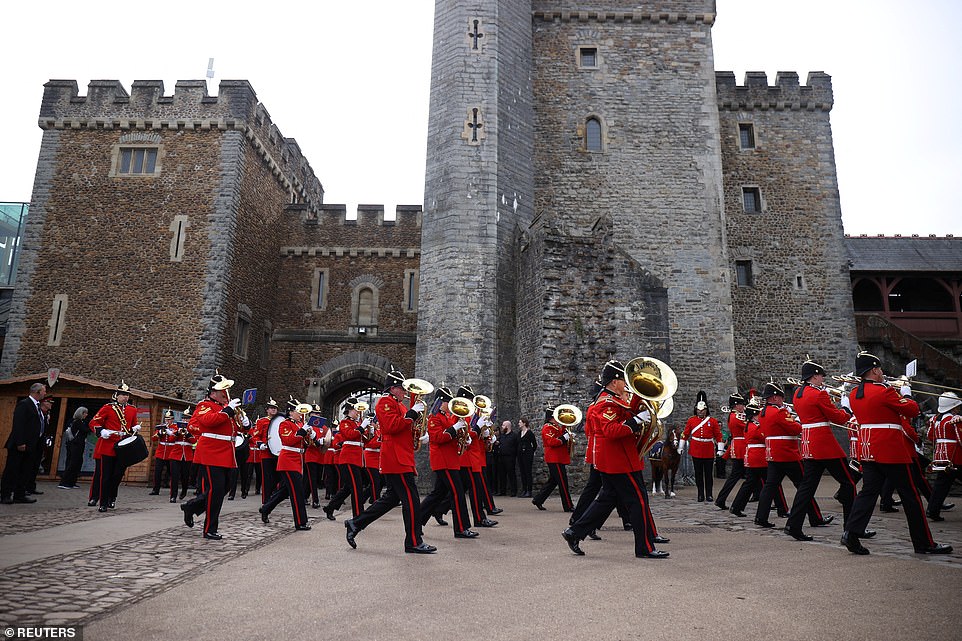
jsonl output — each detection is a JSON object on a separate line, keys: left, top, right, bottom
{"left": 623, "top": 357, "right": 677, "bottom": 457}
{"left": 450, "top": 396, "right": 477, "bottom": 455}
{"left": 553, "top": 404, "right": 583, "bottom": 457}
{"left": 403, "top": 378, "right": 435, "bottom": 451}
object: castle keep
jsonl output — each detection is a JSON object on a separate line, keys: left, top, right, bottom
{"left": 3, "top": 1, "right": 872, "bottom": 437}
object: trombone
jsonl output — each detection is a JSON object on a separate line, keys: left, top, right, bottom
{"left": 832, "top": 374, "right": 948, "bottom": 398}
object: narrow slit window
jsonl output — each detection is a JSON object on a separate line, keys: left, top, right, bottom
{"left": 47, "top": 294, "right": 68, "bottom": 346}
{"left": 586, "top": 117, "right": 602, "bottom": 152}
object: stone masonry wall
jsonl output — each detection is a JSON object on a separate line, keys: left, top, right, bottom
{"left": 531, "top": 3, "right": 737, "bottom": 412}
{"left": 717, "top": 71, "right": 858, "bottom": 386}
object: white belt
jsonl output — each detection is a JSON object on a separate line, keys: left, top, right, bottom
{"left": 364, "top": 448, "right": 380, "bottom": 453}
{"left": 201, "top": 433, "right": 233, "bottom": 441}
{"left": 174, "top": 441, "right": 191, "bottom": 446}
{"left": 342, "top": 441, "right": 363, "bottom": 447}
{"left": 731, "top": 436, "right": 745, "bottom": 440}
{"left": 280, "top": 445, "right": 305, "bottom": 453}
{"left": 691, "top": 437, "right": 715, "bottom": 443}
{"left": 747, "top": 444, "right": 765, "bottom": 449}
{"left": 860, "top": 423, "right": 902, "bottom": 430}
{"left": 936, "top": 439, "right": 956, "bottom": 444}
{"left": 766, "top": 436, "right": 800, "bottom": 441}
{"left": 802, "top": 422, "right": 830, "bottom": 428}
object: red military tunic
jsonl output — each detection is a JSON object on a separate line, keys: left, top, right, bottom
{"left": 337, "top": 418, "right": 364, "bottom": 467}
{"left": 151, "top": 424, "right": 172, "bottom": 461}
{"left": 758, "top": 403, "right": 802, "bottom": 462}
{"left": 364, "top": 427, "right": 382, "bottom": 470}
{"left": 793, "top": 384, "right": 850, "bottom": 460}
{"left": 188, "top": 399, "right": 238, "bottom": 469}
{"left": 848, "top": 381, "right": 919, "bottom": 464}
{"left": 726, "top": 412, "right": 748, "bottom": 460}
{"left": 542, "top": 422, "right": 571, "bottom": 465}
{"left": 929, "top": 414, "right": 962, "bottom": 465}
{"left": 375, "top": 394, "right": 417, "bottom": 474}
{"left": 167, "top": 424, "right": 195, "bottom": 461}
{"left": 275, "top": 418, "right": 306, "bottom": 472}
{"left": 743, "top": 420, "right": 767, "bottom": 468}
{"left": 249, "top": 416, "right": 271, "bottom": 465}
{"left": 467, "top": 423, "right": 485, "bottom": 473}
{"left": 427, "top": 411, "right": 461, "bottom": 471}
{"left": 683, "top": 415, "right": 722, "bottom": 459}
{"left": 589, "top": 390, "right": 644, "bottom": 474}
{"left": 305, "top": 425, "right": 327, "bottom": 464}
{"left": 90, "top": 402, "right": 140, "bottom": 458}
{"left": 584, "top": 411, "right": 596, "bottom": 465}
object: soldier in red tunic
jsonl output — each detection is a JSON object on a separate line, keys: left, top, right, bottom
{"left": 532, "top": 408, "right": 574, "bottom": 512}
{"left": 562, "top": 360, "right": 669, "bottom": 559}
{"left": 842, "top": 352, "right": 952, "bottom": 555}
{"left": 362, "top": 414, "right": 383, "bottom": 504}
{"left": 753, "top": 381, "right": 828, "bottom": 530}
{"left": 324, "top": 398, "right": 367, "bottom": 520}
{"left": 254, "top": 399, "right": 280, "bottom": 504}
{"left": 258, "top": 399, "right": 313, "bottom": 531}
{"left": 680, "top": 391, "right": 723, "bottom": 503}
{"left": 344, "top": 370, "right": 436, "bottom": 554}
{"left": 304, "top": 407, "right": 329, "bottom": 509}
{"left": 927, "top": 392, "right": 962, "bottom": 521}
{"left": 88, "top": 382, "right": 142, "bottom": 512}
{"left": 181, "top": 373, "right": 244, "bottom": 540}
{"left": 149, "top": 409, "right": 174, "bottom": 495}
{"left": 167, "top": 409, "right": 195, "bottom": 503}
{"left": 784, "top": 359, "right": 860, "bottom": 541}
{"left": 417, "top": 386, "right": 477, "bottom": 538}
{"left": 714, "top": 392, "right": 747, "bottom": 510}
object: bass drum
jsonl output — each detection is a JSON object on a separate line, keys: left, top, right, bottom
{"left": 234, "top": 434, "right": 250, "bottom": 464}
{"left": 115, "top": 434, "right": 149, "bottom": 468}
{"left": 267, "top": 415, "right": 284, "bottom": 456}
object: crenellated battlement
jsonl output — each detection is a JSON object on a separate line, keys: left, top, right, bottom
{"left": 715, "top": 71, "right": 833, "bottom": 111}
{"left": 298, "top": 204, "right": 423, "bottom": 229}
{"left": 38, "top": 79, "right": 323, "bottom": 209}
{"left": 532, "top": 0, "right": 716, "bottom": 23}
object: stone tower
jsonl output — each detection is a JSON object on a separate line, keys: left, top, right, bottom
{"left": 421, "top": 0, "right": 738, "bottom": 416}
{"left": 418, "top": 0, "right": 535, "bottom": 411}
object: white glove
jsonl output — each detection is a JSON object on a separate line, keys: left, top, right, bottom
{"left": 412, "top": 401, "right": 425, "bottom": 413}
{"left": 455, "top": 420, "right": 467, "bottom": 432}
{"left": 258, "top": 443, "right": 268, "bottom": 450}
{"left": 361, "top": 417, "right": 372, "bottom": 429}
{"left": 482, "top": 428, "right": 490, "bottom": 437}
{"left": 678, "top": 439, "right": 688, "bottom": 454}
{"left": 466, "top": 436, "right": 473, "bottom": 446}
{"left": 716, "top": 442, "right": 726, "bottom": 455}
{"left": 490, "top": 435, "right": 498, "bottom": 444}
{"left": 166, "top": 428, "right": 176, "bottom": 435}
{"left": 131, "top": 424, "right": 142, "bottom": 433}
{"left": 227, "top": 398, "right": 242, "bottom": 410}
{"left": 900, "top": 384, "right": 912, "bottom": 397}
{"left": 100, "top": 429, "right": 115, "bottom": 438}
{"left": 840, "top": 395, "right": 851, "bottom": 411}
{"left": 633, "top": 410, "right": 651, "bottom": 425}
{"left": 241, "top": 414, "right": 251, "bottom": 427}
{"left": 419, "top": 433, "right": 430, "bottom": 444}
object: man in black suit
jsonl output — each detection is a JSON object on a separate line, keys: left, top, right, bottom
{"left": 2, "top": 382, "right": 47, "bottom": 504}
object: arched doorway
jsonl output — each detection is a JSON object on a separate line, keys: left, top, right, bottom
{"left": 313, "top": 351, "right": 400, "bottom": 422}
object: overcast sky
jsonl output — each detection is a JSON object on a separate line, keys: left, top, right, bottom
{"left": 3, "top": 1, "right": 960, "bottom": 236}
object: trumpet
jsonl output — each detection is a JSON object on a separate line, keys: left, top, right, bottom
{"left": 403, "top": 378, "right": 434, "bottom": 451}
{"left": 927, "top": 460, "right": 957, "bottom": 473}
{"left": 553, "top": 404, "right": 583, "bottom": 457}
{"left": 786, "top": 377, "right": 849, "bottom": 400}
{"left": 450, "top": 396, "right": 477, "bottom": 455}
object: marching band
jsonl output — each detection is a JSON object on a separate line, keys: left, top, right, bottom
{"left": 63, "top": 348, "right": 957, "bottom": 560}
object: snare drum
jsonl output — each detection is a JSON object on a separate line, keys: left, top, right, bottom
{"left": 115, "top": 434, "right": 149, "bottom": 468}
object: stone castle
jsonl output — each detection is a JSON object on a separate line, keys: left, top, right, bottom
{"left": 2, "top": 1, "right": 860, "bottom": 426}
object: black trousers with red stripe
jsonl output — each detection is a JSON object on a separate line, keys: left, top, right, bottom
{"left": 352, "top": 472, "right": 423, "bottom": 549}
{"left": 569, "top": 470, "right": 654, "bottom": 556}
{"left": 328, "top": 463, "right": 365, "bottom": 517}
{"left": 364, "top": 467, "right": 382, "bottom": 503}
{"left": 263, "top": 469, "right": 308, "bottom": 527}
{"left": 183, "top": 465, "right": 229, "bottom": 535}
{"left": 848, "top": 461, "right": 934, "bottom": 550}
{"left": 462, "top": 468, "right": 488, "bottom": 525}
{"left": 786, "top": 458, "right": 857, "bottom": 531}
{"left": 755, "top": 461, "right": 822, "bottom": 525}
{"left": 533, "top": 462, "right": 573, "bottom": 511}
{"left": 168, "top": 458, "right": 191, "bottom": 500}
{"left": 419, "top": 469, "right": 471, "bottom": 534}
{"left": 260, "top": 456, "right": 278, "bottom": 505}
{"left": 730, "top": 466, "right": 790, "bottom": 515}
{"left": 304, "top": 462, "right": 323, "bottom": 505}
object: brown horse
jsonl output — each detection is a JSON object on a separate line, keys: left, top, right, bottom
{"left": 648, "top": 427, "right": 681, "bottom": 498}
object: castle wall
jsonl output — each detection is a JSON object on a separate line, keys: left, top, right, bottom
{"left": 717, "top": 71, "right": 858, "bottom": 385}
{"left": 530, "top": 2, "right": 736, "bottom": 411}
